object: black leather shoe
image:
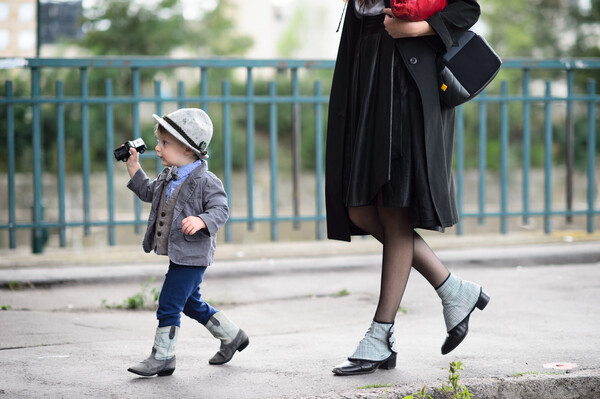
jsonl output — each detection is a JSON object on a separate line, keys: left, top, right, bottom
{"left": 332, "top": 353, "right": 396, "bottom": 376}
{"left": 441, "top": 290, "right": 490, "bottom": 355}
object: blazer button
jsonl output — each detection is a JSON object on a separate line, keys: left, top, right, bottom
{"left": 409, "top": 57, "right": 418, "bottom": 65}
{"left": 157, "top": 232, "right": 162, "bottom": 237}
{"left": 159, "top": 221, "right": 164, "bottom": 226}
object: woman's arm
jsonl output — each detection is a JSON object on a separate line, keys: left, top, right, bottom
{"left": 383, "top": 8, "right": 435, "bottom": 39}
{"left": 383, "top": 0, "right": 480, "bottom": 50}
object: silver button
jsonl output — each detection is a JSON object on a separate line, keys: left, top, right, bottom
{"left": 409, "top": 57, "right": 418, "bottom": 65}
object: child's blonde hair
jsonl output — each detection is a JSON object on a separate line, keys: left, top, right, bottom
{"left": 155, "top": 124, "right": 200, "bottom": 160}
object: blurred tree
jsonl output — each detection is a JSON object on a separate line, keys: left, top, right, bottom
{"left": 78, "top": 0, "right": 189, "bottom": 55}
{"left": 568, "top": 0, "right": 600, "bottom": 58}
{"left": 77, "top": 0, "right": 252, "bottom": 57}
{"left": 482, "top": 0, "right": 600, "bottom": 59}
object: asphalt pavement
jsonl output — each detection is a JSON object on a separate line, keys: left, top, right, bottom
{"left": 0, "top": 233, "right": 599, "bottom": 398}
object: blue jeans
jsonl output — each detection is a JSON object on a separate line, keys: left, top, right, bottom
{"left": 156, "top": 261, "right": 217, "bottom": 327}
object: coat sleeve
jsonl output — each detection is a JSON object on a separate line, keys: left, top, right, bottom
{"left": 199, "top": 173, "right": 229, "bottom": 236}
{"left": 426, "top": 0, "right": 481, "bottom": 52}
{"left": 126, "top": 168, "right": 157, "bottom": 203}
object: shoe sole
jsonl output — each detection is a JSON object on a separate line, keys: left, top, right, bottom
{"left": 332, "top": 354, "right": 396, "bottom": 376}
{"left": 127, "top": 367, "right": 175, "bottom": 377}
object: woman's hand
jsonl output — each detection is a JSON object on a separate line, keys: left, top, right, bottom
{"left": 383, "top": 8, "right": 435, "bottom": 39}
{"left": 125, "top": 147, "right": 141, "bottom": 178}
{"left": 182, "top": 216, "right": 206, "bottom": 235}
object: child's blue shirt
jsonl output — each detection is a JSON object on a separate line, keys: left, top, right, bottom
{"left": 166, "top": 159, "right": 202, "bottom": 201}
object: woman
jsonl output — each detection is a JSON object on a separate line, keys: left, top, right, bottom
{"left": 325, "top": 0, "right": 489, "bottom": 376}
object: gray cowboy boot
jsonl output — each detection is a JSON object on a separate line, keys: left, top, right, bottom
{"left": 205, "top": 312, "right": 249, "bottom": 365}
{"left": 436, "top": 273, "right": 490, "bottom": 354}
{"left": 332, "top": 320, "right": 398, "bottom": 376}
{"left": 128, "top": 326, "right": 179, "bottom": 377}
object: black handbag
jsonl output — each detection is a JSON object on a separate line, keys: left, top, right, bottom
{"left": 438, "top": 30, "right": 502, "bottom": 107}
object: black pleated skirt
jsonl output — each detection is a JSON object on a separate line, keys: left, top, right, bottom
{"left": 342, "top": 14, "right": 442, "bottom": 229}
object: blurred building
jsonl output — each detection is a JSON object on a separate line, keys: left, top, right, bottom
{"left": 0, "top": 0, "right": 37, "bottom": 57}
{"left": 39, "top": 0, "right": 82, "bottom": 45}
{"left": 0, "top": 0, "right": 82, "bottom": 57}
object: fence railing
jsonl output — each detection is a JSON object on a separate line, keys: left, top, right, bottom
{"left": 1, "top": 57, "right": 599, "bottom": 252}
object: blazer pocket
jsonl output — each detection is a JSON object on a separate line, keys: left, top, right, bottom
{"left": 183, "top": 229, "right": 209, "bottom": 242}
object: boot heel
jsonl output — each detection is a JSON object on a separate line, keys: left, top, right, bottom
{"left": 237, "top": 337, "right": 250, "bottom": 353}
{"left": 476, "top": 291, "right": 490, "bottom": 310}
{"left": 157, "top": 368, "right": 175, "bottom": 377}
{"left": 378, "top": 354, "right": 396, "bottom": 370}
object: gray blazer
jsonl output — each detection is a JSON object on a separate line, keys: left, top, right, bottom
{"left": 127, "top": 161, "right": 229, "bottom": 266}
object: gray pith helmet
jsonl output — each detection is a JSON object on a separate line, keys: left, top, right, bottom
{"left": 152, "top": 108, "right": 213, "bottom": 159}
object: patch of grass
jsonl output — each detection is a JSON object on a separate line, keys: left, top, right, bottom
{"left": 102, "top": 277, "right": 160, "bottom": 310}
{"left": 511, "top": 371, "right": 562, "bottom": 377}
{"left": 358, "top": 383, "right": 394, "bottom": 389}
{"left": 333, "top": 289, "right": 350, "bottom": 297}
{"left": 1, "top": 305, "right": 12, "bottom": 310}
{"left": 398, "top": 306, "right": 408, "bottom": 314}
{"left": 8, "top": 280, "right": 25, "bottom": 290}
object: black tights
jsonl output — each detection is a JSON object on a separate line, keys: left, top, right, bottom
{"left": 348, "top": 195, "right": 450, "bottom": 323}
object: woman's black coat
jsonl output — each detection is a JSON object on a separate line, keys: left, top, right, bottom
{"left": 325, "top": 0, "right": 481, "bottom": 241}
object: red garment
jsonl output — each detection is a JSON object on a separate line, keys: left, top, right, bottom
{"left": 391, "top": 0, "right": 447, "bottom": 21}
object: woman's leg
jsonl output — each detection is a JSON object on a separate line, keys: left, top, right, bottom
{"left": 333, "top": 200, "right": 413, "bottom": 375}
{"left": 372, "top": 199, "right": 414, "bottom": 323}
{"left": 348, "top": 207, "right": 449, "bottom": 289}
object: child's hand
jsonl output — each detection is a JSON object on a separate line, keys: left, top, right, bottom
{"left": 182, "top": 216, "right": 206, "bottom": 235}
{"left": 125, "top": 147, "right": 141, "bottom": 178}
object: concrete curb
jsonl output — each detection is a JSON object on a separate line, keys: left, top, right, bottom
{"left": 314, "top": 369, "right": 600, "bottom": 399}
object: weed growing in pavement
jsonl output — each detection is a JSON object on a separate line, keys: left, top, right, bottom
{"left": 102, "top": 277, "right": 160, "bottom": 310}
{"left": 1, "top": 305, "right": 12, "bottom": 310}
{"left": 439, "top": 361, "right": 472, "bottom": 399}
{"left": 402, "top": 361, "right": 472, "bottom": 399}
{"left": 402, "top": 385, "right": 433, "bottom": 399}
{"left": 333, "top": 289, "right": 350, "bottom": 297}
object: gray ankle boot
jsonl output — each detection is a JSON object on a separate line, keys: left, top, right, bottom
{"left": 332, "top": 320, "right": 398, "bottom": 376}
{"left": 128, "top": 326, "right": 179, "bottom": 377}
{"left": 205, "top": 312, "right": 249, "bottom": 365}
{"left": 436, "top": 273, "right": 489, "bottom": 354}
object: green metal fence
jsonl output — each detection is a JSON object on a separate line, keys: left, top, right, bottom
{"left": 1, "top": 57, "right": 599, "bottom": 252}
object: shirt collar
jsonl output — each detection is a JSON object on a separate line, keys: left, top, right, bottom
{"left": 174, "top": 159, "right": 202, "bottom": 181}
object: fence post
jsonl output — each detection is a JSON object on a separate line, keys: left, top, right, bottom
{"left": 106, "top": 79, "right": 115, "bottom": 246}
{"left": 291, "top": 67, "right": 301, "bottom": 230}
{"left": 56, "top": 81, "right": 67, "bottom": 247}
{"left": 31, "top": 67, "right": 46, "bottom": 253}
{"left": 80, "top": 67, "right": 91, "bottom": 236}
{"left": 6, "top": 80, "right": 17, "bottom": 249}
{"left": 565, "top": 70, "right": 575, "bottom": 223}
{"left": 500, "top": 80, "right": 509, "bottom": 234}
{"left": 222, "top": 80, "right": 233, "bottom": 243}
{"left": 314, "top": 80, "right": 324, "bottom": 240}
{"left": 544, "top": 81, "right": 553, "bottom": 234}
{"left": 269, "top": 81, "right": 279, "bottom": 241}
{"left": 522, "top": 69, "right": 531, "bottom": 226}
{"left": 588, "top": 79, "right": 597, "bottom": 234}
